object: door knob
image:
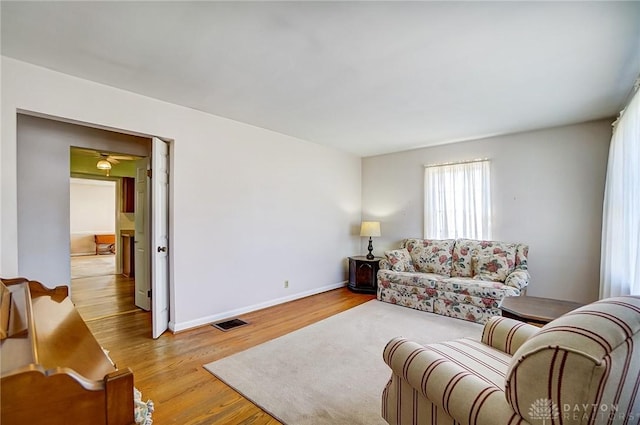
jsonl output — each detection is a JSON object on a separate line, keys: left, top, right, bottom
{"left": 157, "top": 246, "right": 167, "bottom": 253}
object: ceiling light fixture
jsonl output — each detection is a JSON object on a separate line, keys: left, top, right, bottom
{"left": 96, "top": 159, "right": 112, "bottom": 170}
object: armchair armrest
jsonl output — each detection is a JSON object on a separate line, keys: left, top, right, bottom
{"left": 383, "top": 337, "right": 518, "bottom": 424}
{"left": 481, "top": 316, "right": 539, "bottom": 355}
{"left": 504, "top": 270, "right": 530, "bottom": 289}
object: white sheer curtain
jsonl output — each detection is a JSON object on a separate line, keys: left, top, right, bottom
{"left": 424, "top": 160, "right": 491, "bottom": 240}
{"left": 600, "top": 85, "right": 640, "bottom": 298}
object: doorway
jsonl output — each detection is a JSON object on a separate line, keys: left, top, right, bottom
{"left": 17, "top": 113, "right": 170, "bottom": 337}
{"left": 69, "top": 177, "right": 117, "bottom": 279}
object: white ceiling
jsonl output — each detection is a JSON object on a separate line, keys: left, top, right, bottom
{"left": 2, "top": 1, "right": 639, "bottom": 157}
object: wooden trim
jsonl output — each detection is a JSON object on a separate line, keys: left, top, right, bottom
{"left": 105, "top": 368, "right": 135, "bottom": 425}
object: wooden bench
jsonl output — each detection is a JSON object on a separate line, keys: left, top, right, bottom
{"left": 1, "top": 277, "right": 135, "bottom": 424}
{"left": 95, "top": 234, "right": 116, "bottom": 255}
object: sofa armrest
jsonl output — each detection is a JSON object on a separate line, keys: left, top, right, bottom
{"left": 504, "top": 270, "right": 529, "bottom": 289}
{"left": 379, "top": 258, "right": 391, "bottom": 270}
{"left": 481, "top": 316, "right": 539, "bottom": 355}
{"left": 383, "top": 337, "right": 518, "bottom": 424}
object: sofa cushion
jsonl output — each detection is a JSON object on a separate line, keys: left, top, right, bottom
{"left": 377, "top": 270, "right": 520, "bottom": 307}
{"left": 384, "top": 248, "right": 415, "bottom": 272}
{"left": 481, "top": 242, "right": 518, "bottom": 272}
{"left": 404, "top": 238, "right": 454, "bottom": 276}
{"left": 472, "top": 253, "right": 511, "bottom": 282}
{"left": 452, "top": 239, "right": 517, "bottom": 277}
{"left": 377, "top": 269, "right": 522, "bottom": 324}
{"left": 451, "top": 239, "right": 478, "bottom": 277}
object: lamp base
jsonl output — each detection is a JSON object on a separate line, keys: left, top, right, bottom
{"left": 366, "top": 237, "right": 374, "bottom": 260}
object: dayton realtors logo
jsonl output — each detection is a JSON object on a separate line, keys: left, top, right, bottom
{"left": 529, "top": 399, "right": 560, "bottom": 424}
{"left": 528, "top": 399, "right": 634, "bottom": 423}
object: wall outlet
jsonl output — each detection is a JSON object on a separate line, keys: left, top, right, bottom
{"left": 284, "top": 280, "right": 289, "bottom": 288}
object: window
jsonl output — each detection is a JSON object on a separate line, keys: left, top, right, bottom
{"left": 424, "top": 160, "right": 491, "bottom": 240}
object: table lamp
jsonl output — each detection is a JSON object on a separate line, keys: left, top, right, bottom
{"left": 360, "top": 221, "right": 381, "bottom": 260}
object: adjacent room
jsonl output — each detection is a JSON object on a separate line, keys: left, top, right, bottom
{"left": 69, "top": 146, "right": 147, "bottom": 322}
{"left": 1, "top": 2, "right": 639, "bottom": 425}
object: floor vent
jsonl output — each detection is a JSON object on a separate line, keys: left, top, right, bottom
{"left": 212, "top": 318, "right": 249, "bottom": 331}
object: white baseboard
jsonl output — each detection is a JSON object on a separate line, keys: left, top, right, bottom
{"left": 169, "top": 281, "right": 348, "bottom": 333}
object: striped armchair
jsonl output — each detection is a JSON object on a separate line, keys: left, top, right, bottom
{"left": 382, "top": 296, "right": 640, "bottom": 425}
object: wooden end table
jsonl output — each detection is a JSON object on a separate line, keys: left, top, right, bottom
{"left": 348, "top": 256, "right": 382, "bottom": 294}
{"left": 499, "top": 296, "right": 585, "bottom": 326}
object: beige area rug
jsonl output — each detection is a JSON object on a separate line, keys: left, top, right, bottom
{"left": 204, "top": 300, "right": 483, "bottom": 425}
{"left": 71, "top": 254, "right": 116, "bottom": 279}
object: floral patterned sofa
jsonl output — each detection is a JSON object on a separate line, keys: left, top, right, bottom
{"left": 377, "top": 238, "right": 529, "bottom": 324}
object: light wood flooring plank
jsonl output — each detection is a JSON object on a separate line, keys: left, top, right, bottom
{"left": 82, "top": 285, "right": 374, "bottom": 424}
{"left": 71, "top": 274, "right": 138, "bottom": 321}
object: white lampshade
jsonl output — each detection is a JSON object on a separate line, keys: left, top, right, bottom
{"left": 96, "top": 159, "right": 112, "bottom": 170}
{"left": 360, "top": 221, "right": 381, "bottom": 237}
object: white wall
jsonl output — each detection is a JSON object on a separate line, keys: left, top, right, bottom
{"left": 70, "top": 178, "right": 116, "bottom": 255}
{"left": 362, "top": 120, "right": 612, "bottom": 304}
{"left": 1, "top": 57, "right": 361, "bottom": 332}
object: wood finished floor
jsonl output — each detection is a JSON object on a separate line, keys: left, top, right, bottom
{"left": 73, "top": 270, "right": 375, "bottom": 424}
{"left": 71, "top": 274, "right": 138, "bottom": 321}
{"left": 70, "top": 254, "right": 139, "bottom": 322}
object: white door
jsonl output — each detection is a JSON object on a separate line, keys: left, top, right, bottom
{"left": 134, "top": 158, "right": 151, "bottom": 311}
{"left": 151, "top": 137, "right": 170, "bottom": 339}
